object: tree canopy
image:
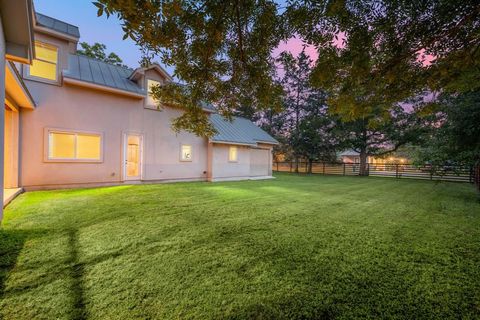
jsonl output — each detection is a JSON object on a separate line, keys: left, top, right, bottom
{"left": 93, "top": 0, "right": 480, "bottom": 143}
{"left": 77, "top": 42, "right": 128, "bottom": 68}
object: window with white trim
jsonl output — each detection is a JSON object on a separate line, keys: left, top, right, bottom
{"left": 180, "top": 144, "right": 192, "bottom": 161}
{"left": 229, "top": 146, "right": 238, "bottom": 162}
{"left": 28, "top": 41, "right": 58, "bottom": 81}
{"left": 147, "top": 79, "right": 161, "bottom": 107}
{"left": 47, "top": 130, "right": 102, "bottom": 161}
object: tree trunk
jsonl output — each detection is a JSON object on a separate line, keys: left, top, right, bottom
{"left": 359, "top": 149, "right": 369, "bottom": 176}
{"left": 308, "top": 159, "right": 313, "bottom": 174}
{"left": 294, "top": 156, "right": 299, "bottom": 173}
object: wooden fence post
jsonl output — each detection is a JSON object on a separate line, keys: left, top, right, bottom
{"left": 276, "top": 162, "right": 279, "bottom": 172}
{"left": 343, "top": 163, "right": 346, "bottom": 176}
{"left": 290, "top": 162, "right": 292, "bottom": 172}
{"left": 323, "top": 163, "right": 326, "bottom": 175}
{"left": 395, "top": 164, "right": 399, "bottom": 179}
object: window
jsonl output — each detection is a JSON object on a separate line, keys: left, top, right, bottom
{"left": 47, "top": 130, "right": 102, "bottom": 161}
{"left": 147, "top": 79, "right": 161, "bottom": 107}
{"left": 229, "top": 146, "right": 238, "bottom": 162}
{"left": 180, "top": 144, "right": 192, "bottom": 161}
{"left": 28, "top": 42, "right": 58, "bottom": 81}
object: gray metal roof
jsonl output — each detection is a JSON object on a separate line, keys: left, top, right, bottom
{"left": 63, "top": 54, "right": 145, "bottom": 95}
{"left": 210, "top": 114, "right": 278, "bottom": 146}
{"left": 339, "top": 149, "right": 360, "bottom": 156}
{"left": 35, "top": 13, "right": 80, "bottom": 38}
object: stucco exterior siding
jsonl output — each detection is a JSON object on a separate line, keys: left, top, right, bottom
{"left": 20, "top": 82, "right": 209, "bottom": 187}
{"left": 210, "top": 144, "right": 251, "bottom": 180}
{"left": 250, "top": 148, "right": 271, "bottom": 177}
{"left": 4, "top": 107, "right": 19, "bottom": 188}
{"left": 1, "top": 14, "right": 6, "bottom": 218}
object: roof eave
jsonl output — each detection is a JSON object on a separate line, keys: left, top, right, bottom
{"left": 63, "top": 76, "right": 145, "bottom": 99}
{"left": 1, "top": 0, "right": 35, "bottom": 64}
{"left": 254, "top": 140, "right": 279, "bottom": 145}
{"left": 34, "top": 24, "right": 80, "bottom": 42}
{"left": 210, "top": 140, "right": 258, "bottom": 147}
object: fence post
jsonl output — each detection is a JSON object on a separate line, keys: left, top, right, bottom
{"left": 290, "top": 162, "right": 292, "bottom": 172}
{"left": 395, "top": 164, "right": 399, "bottom": 179}
{"left": 323, "top": 162, "right": 326, "bottom": 175}
{"left": 343, "top": 163, "right": 346, "bottom": 176}
{"left": 276, "top": 162, "right": 279, "bottom": 172}
{"left": 470, "top": 165, "right": 473, "bottom": 183}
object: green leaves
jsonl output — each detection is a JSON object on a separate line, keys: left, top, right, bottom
{"left": 77, "top": 41, "right": 128, "bottom": 68}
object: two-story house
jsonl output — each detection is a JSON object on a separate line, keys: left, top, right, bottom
{"left": 2, "top": 6, "right": 277, "bottom": 215}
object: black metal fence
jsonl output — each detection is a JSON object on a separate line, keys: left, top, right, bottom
{"left": 273, "top": 162, "right": 476, "bottom": 183}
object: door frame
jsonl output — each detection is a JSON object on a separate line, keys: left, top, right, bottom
{"left": 122, "top": 132, "right": 144, "bottom": 181}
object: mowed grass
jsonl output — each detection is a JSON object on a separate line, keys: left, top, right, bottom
{"left": 1, "top": 173, "right": 479, "bottom": 319}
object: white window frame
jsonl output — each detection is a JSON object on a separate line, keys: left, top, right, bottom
{"left": 44, "top": 128, "right": 104, "bottom": 163}
{"left": 180, "top": 144, "right": 193, "bottom": 162}
{"left": 24, "top": 41, "right": 60, "bottom": 84}
{"left": 228, "top": 146, "right": 238, "bottom": 162}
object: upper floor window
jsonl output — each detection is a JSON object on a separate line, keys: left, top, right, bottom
{"left": 147, "top": 79, "right": 161, "bottom": 107}
{"left": 28, "top": 42, "right": 58, "bottom": 82}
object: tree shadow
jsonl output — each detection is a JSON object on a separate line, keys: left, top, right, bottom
{"left": 0, "top": 229, "right": 30, "bottom": 299}
{"left": 66, "top": 228, "right": 86, "bottom": 320}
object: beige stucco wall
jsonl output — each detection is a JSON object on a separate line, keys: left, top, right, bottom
{"left": 4, "top": 107, "right": 19, "bottom": 188}
{"left": 1, "top": 14, "right": 6, "bottom": 219}
{"left": 210, "top": 144, "right": 251, "bottom": 179}
{"left": 20, "top": 80, "right": 209, "bottom": 187}
{"left": 250, "top": 147, "right": 272, "bottom": 177}
{"left": 209, "top": 144, "right": 274, "bottom": 180}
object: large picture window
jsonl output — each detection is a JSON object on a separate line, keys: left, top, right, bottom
{"left": 47, "top": 129, "right": 102, "bottom": 162}
{"left": 28, "top": 42, "right": 58, "bottom": 81}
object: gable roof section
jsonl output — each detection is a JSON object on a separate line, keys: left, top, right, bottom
{"left": 35, "top": 12, "right": 80, "bottom": 38}
{"left": 210, "top": 114, "right": 278, "bottom": 146}
{"left": 63, "top": 54, "right": 145, "bottom": 96}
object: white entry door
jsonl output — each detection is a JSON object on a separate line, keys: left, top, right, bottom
{"left": 123, "top": 133, "right": 143, "bottom": 180}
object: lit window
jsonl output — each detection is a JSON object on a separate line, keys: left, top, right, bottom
{"left": 48, "top": 130, "right": 102, "bottom": 161}
{"left": 29, "top": 42, "right": 58, "bottom": 81}
{"left": 229, "top": 146, "right": 238, "bottom": 162}
{"left": 147, "top": 79, "right": 161, "bottom": 107}
{"left": 180, "top": 144, "right": 192, "bottom": 161}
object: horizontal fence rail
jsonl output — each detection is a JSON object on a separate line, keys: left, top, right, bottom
{"left": 273, "top": 162, "right": 476, "bottom": 184}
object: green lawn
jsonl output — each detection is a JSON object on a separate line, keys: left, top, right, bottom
{"left": 1, "top": 173, "right": 479, "bottom": 319}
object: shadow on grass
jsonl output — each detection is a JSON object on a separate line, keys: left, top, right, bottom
{"left": 67, "top": 228, "right": 87, "bottom": 320}
{"left": 0, "top": 229, "right": 29, "bottom": 299}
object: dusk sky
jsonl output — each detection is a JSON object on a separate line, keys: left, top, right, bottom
{"left": 34, "top": 0, "right": 312, "bottom": 76}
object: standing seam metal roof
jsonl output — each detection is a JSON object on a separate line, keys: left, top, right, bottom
{"left": 63, "top": 54, "right": 145, "bottom": 95}
{"left": 210, "top": 113, "right": 278, "bottom": 146}
{"left": 35, "top": 13, "right": 80, "bottom": 38}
